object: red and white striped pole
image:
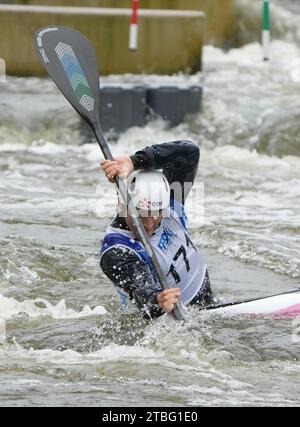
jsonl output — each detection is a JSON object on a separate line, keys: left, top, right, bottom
{"left": 129, "top": 0, "right": 139, "bottom": 50}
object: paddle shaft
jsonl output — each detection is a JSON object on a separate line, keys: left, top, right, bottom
{"left": 93, "top": 126, "right": 186, "bottom": 321}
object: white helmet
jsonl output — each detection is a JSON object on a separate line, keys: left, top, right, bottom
{"left": 126, "top": 170, "right": 170, "bottom": 214}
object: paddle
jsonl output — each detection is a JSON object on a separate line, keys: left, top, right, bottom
{"left": 34, "top": 26, "right": 185, "bottom": 321}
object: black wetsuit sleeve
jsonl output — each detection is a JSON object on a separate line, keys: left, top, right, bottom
{"left": 130, "top": 140, "right": 200, "bottom": 204}
{"left": 100, "top": 247, "right": 164, "bottom": 319}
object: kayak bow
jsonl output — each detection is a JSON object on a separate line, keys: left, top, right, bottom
{"left": 205, "top": 289, "right": 300, "bottom": 319}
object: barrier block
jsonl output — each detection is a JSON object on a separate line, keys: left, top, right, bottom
{"left": 80, "top": 84, "right": 202, "bottom": 141}
{"left": 147, "top": 86, "right": 202, "bottom": 125}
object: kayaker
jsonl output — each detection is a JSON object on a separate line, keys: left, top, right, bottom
{"left": 100, "top": 140, "right": 217, "bottom": 319}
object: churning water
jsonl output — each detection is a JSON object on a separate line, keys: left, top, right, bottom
{"left": 0, "top": 0, "right": 299, "bottom": 407}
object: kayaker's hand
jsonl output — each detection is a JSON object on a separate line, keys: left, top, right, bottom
{"left": 157, "top": 288, "right": 181, "bottom": 314}
{"left": 100, "top": 156, "right": 134, "bottom": 183}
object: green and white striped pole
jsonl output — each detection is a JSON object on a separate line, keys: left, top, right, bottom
{"left": 263, "top": 0, "right": 270, "bottom": 61}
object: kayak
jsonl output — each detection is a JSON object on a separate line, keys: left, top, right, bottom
{"left": 204, "top": 289, "right": 300, "bottom": 319}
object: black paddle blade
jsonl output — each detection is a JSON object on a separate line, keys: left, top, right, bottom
{"left": 34, "top": 26, "right": 100, "bottom": 128}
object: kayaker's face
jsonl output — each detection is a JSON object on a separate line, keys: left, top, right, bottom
{"left": 125, "top": 211, "right": 163, "bottom": 238}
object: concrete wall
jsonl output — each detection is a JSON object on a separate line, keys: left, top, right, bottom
{"left": 0, "top": 0, "right": 236, "bottom": 76}
{"left": 12, "top": 0, "right": 236, "bottom": 46}
{"left": 0, "top": 5, "right": 204, "bottom": 76}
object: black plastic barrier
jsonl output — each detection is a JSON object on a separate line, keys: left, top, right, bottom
{"left": 81, "top": 84, "right": 202, "bottom": 141}
{"left": 147, "top": 85, "right": 202, "bottom": 126}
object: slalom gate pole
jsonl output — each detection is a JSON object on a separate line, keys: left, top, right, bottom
{"left": 263, "top": 0, "right": 270, "bottom": 61}
{"left": 129, "top": 0, "right": 139, "bottom": 50}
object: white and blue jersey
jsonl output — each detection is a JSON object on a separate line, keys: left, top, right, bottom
{"left": 100, "top": 199, "right": 206, "bottom": 308}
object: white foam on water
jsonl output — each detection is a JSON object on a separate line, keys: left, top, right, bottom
{"left": 0, "top": 142, "right": 27, "bottom": 152}
{"left": 0, "top": 293, "right": 106, "bottom": 323}
{"left": 197, "top": 38, "right": 300, "bottom": 158}
{"left": 203, "top": 145, "right": 300, "bottom": 172}
{"left": 237, "top": 0, "right": 300, "bottom": 47}
{"left": 0, "top": 340, "right": 294, "bottom": 407}
{"left": 185, "top": 145, "right": 300, "bottom": 278}
{"left": 0, "top": 343, "right": 164, "bottom": 368}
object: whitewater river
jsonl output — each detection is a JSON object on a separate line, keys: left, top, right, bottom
{"left": 0, "top": 0, "right": 300, "bottom": 407}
